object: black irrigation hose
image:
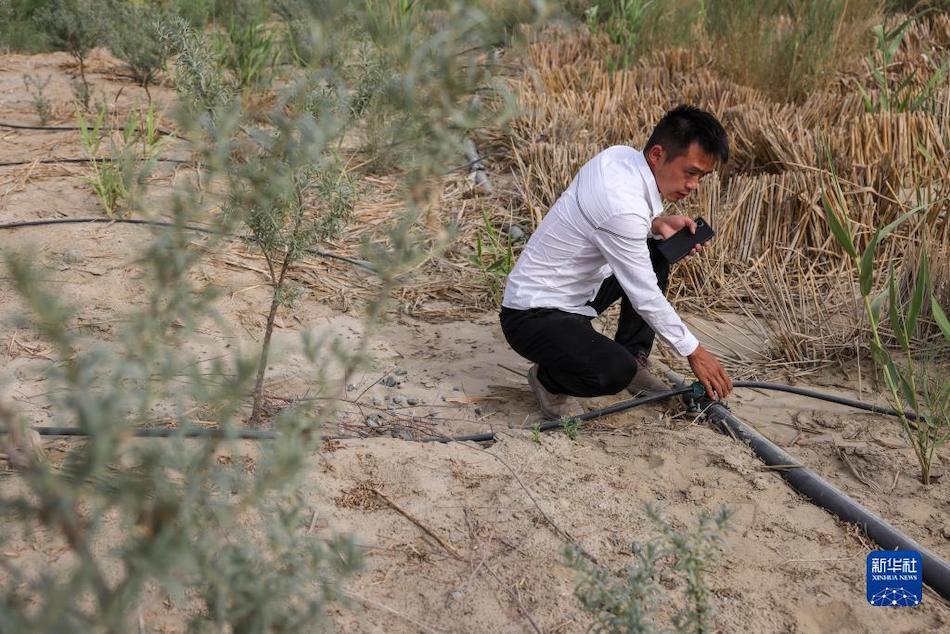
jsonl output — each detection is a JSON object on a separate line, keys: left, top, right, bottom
{"left": 0, "top": 157, "right": 191, "bottom": 168}
{"left": 420, "top": 387, "right": 697, "bottom": 444}
{"left": 0, "top": 121, "right": 94, "bottom": 131}
{"left": 8, "top": 389, "right": 694, "bottom": 444}
{"left": 732, "top": 381, "right": 919, "bottom": 420}
{"left": 0, "top": 121, "right": 180, "bottom": 137}
{"left": 664, "top": 368, "right": 950, "bottom": 602}
{"left": 0, "top": 217, "right": 377, "bottom": 272}
{"left": 28, "top": 426, "right": 277, "bottom": 440}
{"left": 426, "top": 380, "right": 920, "bottom": 444}
{"left": 13, "top": 381, "right": 914, "bottom": 445}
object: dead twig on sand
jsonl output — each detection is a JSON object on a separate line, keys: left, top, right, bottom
{"left": 371, "top": 488, "right": 463, "bottom": 561}
{"left": 457, "top": 437, "right": 600, "bottom": 564}
{"left": 833, "top": 442, "right": 882, "bottom": 493}
{"left": 498, "top": 363, "right": 528, "bottom": 379}
{"left": 343, "top": 590, "right": 446, "bottom": 634}
{"left": 484, "top": 564, "right": 542, "bottom": 634}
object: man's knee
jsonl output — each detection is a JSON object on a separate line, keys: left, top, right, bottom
{"left": 583, "top": 351, "right": 636, "bottom": 394}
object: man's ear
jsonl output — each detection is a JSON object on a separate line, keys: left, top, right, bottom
{"left": 646, "top": 144, "right": 665, "bottom": 166}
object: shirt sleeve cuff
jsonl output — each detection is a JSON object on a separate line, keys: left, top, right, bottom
{"left": 674, "top": 333, "right": 700, "bottom": 357}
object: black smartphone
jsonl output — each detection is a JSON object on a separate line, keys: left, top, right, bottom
{"left": 656, "top": 217, "right": 715, "bottom": 264}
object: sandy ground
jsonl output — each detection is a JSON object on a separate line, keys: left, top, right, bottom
{"left": 2, "top": 50, "right": 949, "bottom": 633}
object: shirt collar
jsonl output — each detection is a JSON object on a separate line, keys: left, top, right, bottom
{"left": 633, "top": 150, "right": 664, "bottom": 217}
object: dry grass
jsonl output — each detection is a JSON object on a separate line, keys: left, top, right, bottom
{"left": 492, "top": 17, "right": 950, "bottom": 372}
{"left": 213, "top": 15, "right": 949, "bottom": 369}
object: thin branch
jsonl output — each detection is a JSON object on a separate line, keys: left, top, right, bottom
{"left": 371, "top": 488, "right": 463, "bottom": 560}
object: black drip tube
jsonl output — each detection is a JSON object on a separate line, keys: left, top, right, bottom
{"left": 0, "top": 217, "right": 376, "bottom": 272}
{"left": 29, "top": 426, "right": 277, "bottom": 440}
{"left": 663, "top": 367, "right": 950, "bottom": 601}
{"left": 11, "top": 369, "right": 950, "bottom": 598}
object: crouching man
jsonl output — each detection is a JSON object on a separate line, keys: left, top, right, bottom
{"left": 500, "top": 105, "right": 733, "bottom": 419}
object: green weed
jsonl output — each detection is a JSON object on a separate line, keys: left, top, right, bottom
{"left": 22, "top": 73, "right": 53, "bottom": 125}
{"left": 585, "top": 0, "right": 656, "bottom": 70}
{"left": 824, "top": 166, "right": 950, "bottom": 485}
{"left": 706, "top": 0, "right": 879, "bottom": 101}
{"left": 561, "top": 416, "right": 580, "bottom": 440}
{"left": 78, "top": 105, "right": 159, "bottom": 217}
{"left": 471, "top": 210, "right": 516, "bottom": 305}
{"left": 531, "top": 421, "right": 542, "bottom": 444}
{"left": 858, "top": 15, "right": 949, "bottom": 113}
{"left": 215, "top": 6, "right": 276, "bottom": 91}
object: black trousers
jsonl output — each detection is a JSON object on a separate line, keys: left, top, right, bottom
{"left": 500, "top": 238, "right": 670, "bottom": 397}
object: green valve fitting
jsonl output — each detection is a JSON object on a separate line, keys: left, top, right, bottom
{"left": 690, "top": 381, "right": 706, "bottom": 399}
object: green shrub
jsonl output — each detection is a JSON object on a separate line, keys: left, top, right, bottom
{"left": 0, "top": 0, "right": 54, "bottom": 52}
{"left": 568, "top": 504, "right": 732, "bottom": 633}
{"left": 108, "top": 1, "right": 174, "bottom": 100}
{"left": 0, "top": 3, "right": 547, "bottom": 628}
{"left": 159, "top": 17, "right": 232, "bottom": 129}
{"left": 1, "top": 99, "right": 362, "bottom": 626}
{"left": 171, "top": 0, "right": 216, "bottom": 26}
{"left": 34, "top": 0, "right": 107, "bottom": 109}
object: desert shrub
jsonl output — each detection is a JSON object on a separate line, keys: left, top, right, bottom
{"left": 274, "top": 0, "right": 357, "bottom": 68}
{"left": 108, "top": 1, "right": 174, "bottom": 100}
{"left": 33, "top": 0, "right": 107, "bottom": 110}
{"left": 170, "top": 0, "right": 216, "bottom": 26}
{"left": 0, "top": 0, "right": 55, "bottom": 52}
{"left": 567, "top": 504, "right": 732, "bottom": 633}
{"left": 1, "top": 2, "right": 546, "bottom": 628}
{"left": 159, "top": 17, "right": 233, "bottom": 129}
{"left": 275, "top": 0, "right": 319, "bottom": 66}
{"left": 0, "top": 105, "right": 361, "bottom": 628}
{"left": 208, "top": 0, "right": 539, "bottom": 421}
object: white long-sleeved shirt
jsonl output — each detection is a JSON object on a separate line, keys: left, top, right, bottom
{"left": 501, "top": 145, "right": 699, "bottom": 357}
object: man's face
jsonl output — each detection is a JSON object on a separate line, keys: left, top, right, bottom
{"left": 646, "top": 141, "right": 717, "bottom": 202}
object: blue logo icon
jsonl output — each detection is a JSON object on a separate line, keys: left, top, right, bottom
{"left": 866, "top": 550, "right": 922, "bottom": 607}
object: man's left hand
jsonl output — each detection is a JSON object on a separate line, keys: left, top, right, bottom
{"left": 651, "top": 215, "right": 708, "bottom": 257}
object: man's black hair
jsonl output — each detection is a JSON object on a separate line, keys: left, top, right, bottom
{"left": 644, "top": 105, "right": 729, "bottom": 165}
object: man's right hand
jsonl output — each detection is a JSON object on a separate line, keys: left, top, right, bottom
{"left": 687, "top": 345, "right": 733, "bottom": 400}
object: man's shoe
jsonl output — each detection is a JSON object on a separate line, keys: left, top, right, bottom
{"left": 527, "top": 365, "right": 583, "bottom": 420}
{"left": 626, "top": 353, "right": 670, "bottom": 397}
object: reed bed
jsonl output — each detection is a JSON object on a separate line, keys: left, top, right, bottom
{"left": 497, "top": 17, "right": 950, "bottom": 371}
{"left": 259, "top": 16, "right": 948, "bottom": 371}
